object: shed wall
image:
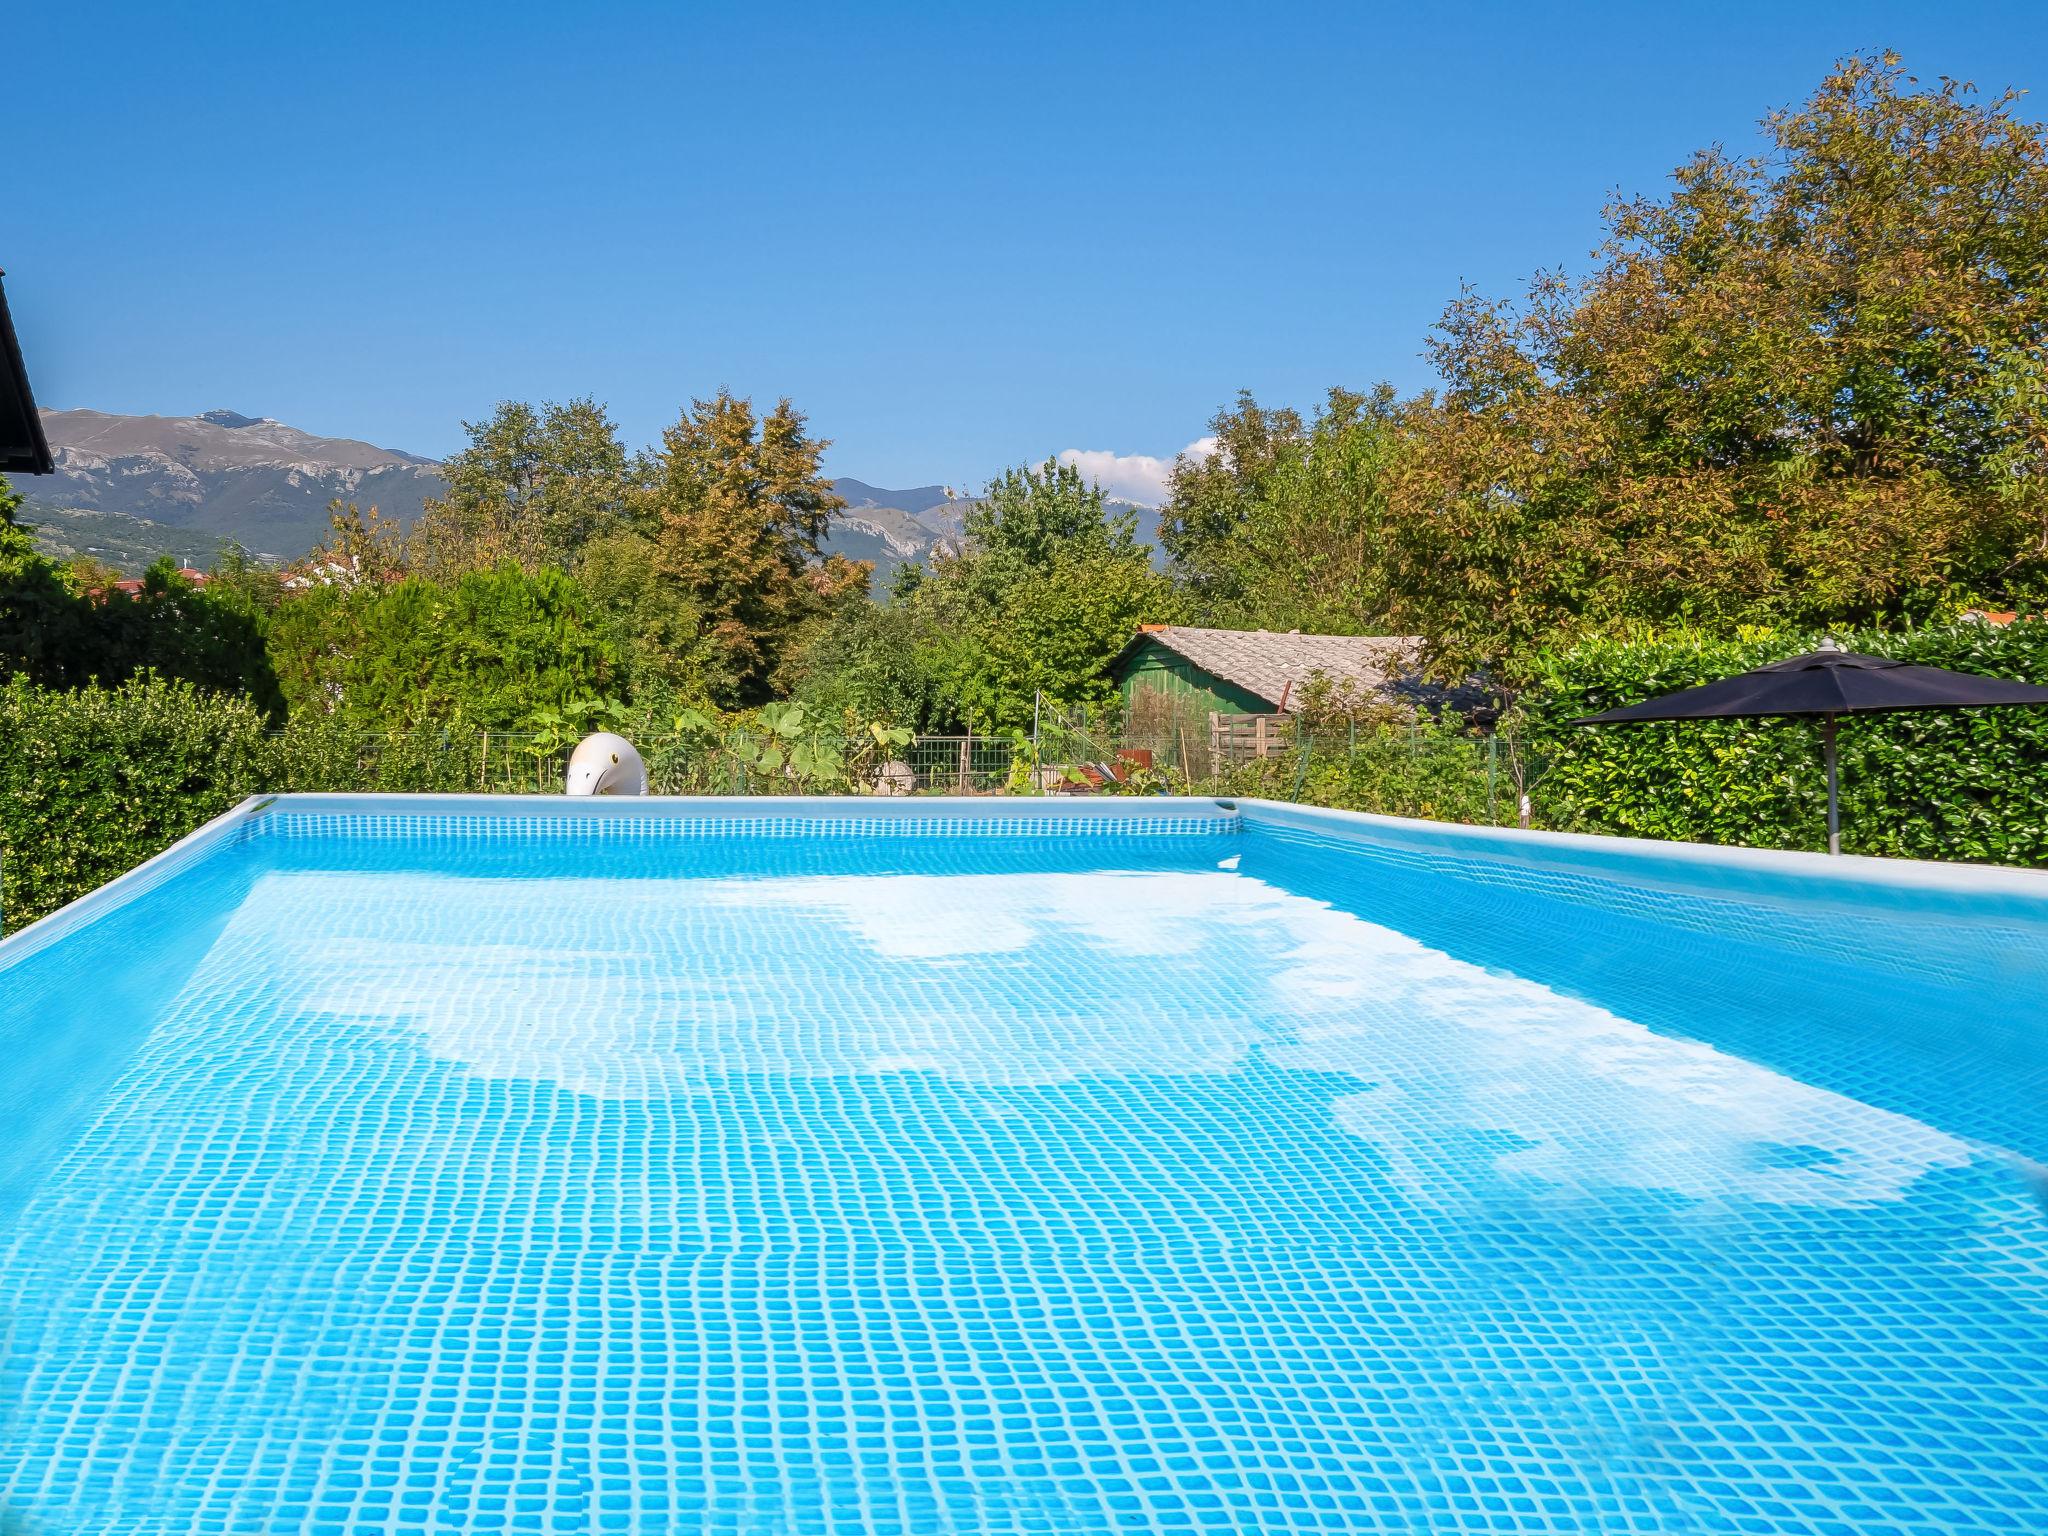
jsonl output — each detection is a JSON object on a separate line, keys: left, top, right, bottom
{"left": 1114, "top": 640, "right": 1274, "bottom": 718}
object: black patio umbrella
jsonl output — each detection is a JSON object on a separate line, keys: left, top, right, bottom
{"left": 1573, "top": 640, "right": 2048, "bottom": 855}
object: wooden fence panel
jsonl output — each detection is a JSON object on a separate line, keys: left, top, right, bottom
{"left": 1209, "top": 712, "right": 1294, "bottom": 763}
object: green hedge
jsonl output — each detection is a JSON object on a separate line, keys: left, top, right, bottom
{"left": 1, "top": 674, "right": 275, "bottom": 929}
{"left": 1525, "top": 620, "right": 2048, "bottom": 864}
{"left": 0, "top": 678, "right": 528, "bottom": 930}
{"left": 267, "top": 566, "right": 623, "bottom": 729}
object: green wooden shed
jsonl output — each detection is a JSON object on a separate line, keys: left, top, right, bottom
{"left": 1109, "top": 625, "right": 1421, "bottom": 720}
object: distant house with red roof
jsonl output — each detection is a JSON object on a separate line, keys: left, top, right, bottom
{"left": 106, "top": 567, "right": 210, "bottom": 596}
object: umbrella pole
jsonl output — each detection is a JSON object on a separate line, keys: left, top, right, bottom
{"left": 1823, "top": 715, "right": 1840, "bottom": 856}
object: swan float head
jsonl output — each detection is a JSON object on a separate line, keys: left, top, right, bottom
{"left": 564, "top": 733, "right": 648, "bottom": 797}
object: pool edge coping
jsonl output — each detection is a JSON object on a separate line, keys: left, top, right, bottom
{"left": 250, "top": 792, "right": 1239, "bottom": 823}
{"left": 1234, "top": 797, "right": 2048, "bottom": 904}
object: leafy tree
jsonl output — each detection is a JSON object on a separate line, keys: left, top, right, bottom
{"left": 0, "top": 475, "right": 97, "bottom": 685}
{"left": 300, "top": 501, "right": 411, "bottom": 590}
{"left": 58, "top": 552, "right": 125, "bottom": 596}
{"left": 907, "top": 460, "right": 1177, "bottom": 729}
{"left": 410, "top": 399, "right": 631, "bottom": 578}
{"left": 639, "top": 390, "right": 859, "bottom": 705}
{"left": 205, "top": 543, "right": 283, "bottom": 614}
{"left": 574, "top": 526, "right": 713, "bottom": 699}
{"left": 97, "top": 559, "right": 283, "bottom": 717}
{"left": 791, "top": 591, "right": 951, "bottom": 730}
{"left": 964, "top": 459, "right": 1145, "bottom": 572}
{"left": 1382, "top": 53, "right": 2048, "bottom": 688}
{"left": 948, "top": 549, "right": 1172, "bottom": 730}
{"left": 1160, "top": 387, "right": 1404, "bottom": 632}
{"left": 1, "top": 480, "right": 279, "bottom": 706}
{"left": 1160, "top": 392, "right": 1304, "bottom": 616}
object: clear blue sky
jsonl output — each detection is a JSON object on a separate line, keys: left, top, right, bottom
{"left": 11, "top": 1, "right": 2047, "bottom": 495}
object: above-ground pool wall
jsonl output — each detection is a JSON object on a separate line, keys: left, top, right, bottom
{"left": 0, "top": 805, "right": 273, "bottom": 1224}
{"left": 231, "top": 792, "right": 1244, "bottom": 880}
{"left": 1237, "top": 801, "right": 2048, "bottom": 1165}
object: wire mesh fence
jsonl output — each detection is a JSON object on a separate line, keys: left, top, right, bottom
{"left": 254, "top": 713, "right": 1533, "bottom": 826}
{"left": 1205, "top": 726, "right": 1529, "bottom": 827}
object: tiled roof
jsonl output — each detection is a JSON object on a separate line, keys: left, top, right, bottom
{"left": 1120, "top": 626, "right": 1422, "bottom": 711}
{"left": 103, "top": 568, "right": 211, "bottom": 597}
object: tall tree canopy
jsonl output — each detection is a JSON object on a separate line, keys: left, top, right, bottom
{"left": 905, "top": 461, "right": 1175, "bottom": 730}
{"left": 1161, "top": 387, "right": 1404, "bottom": 633}
{"left": 1381, "top": 52, "right": 2048, "bottom": 686}
{"left": 964, "top": 460, "right": 1146, "bottom": 573}
{"left": 410, "top": 399, "right": 631, "bottom": 578}
{"left": 636, "top": 391, "right": 860, "bottom": 706}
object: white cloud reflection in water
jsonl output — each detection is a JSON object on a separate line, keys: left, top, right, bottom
{"left": 261, "top": 866, "right": 1973, "bottom": 1207}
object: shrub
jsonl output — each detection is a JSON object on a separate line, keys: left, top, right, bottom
{"left": 0, "top": 674, "right": 274, "bottom": 929}
{"left": 1210, "top": 716, "right": 1502, "bottom": 824}
{"left": 0, "top": 680, "right": 528, "bottom": 930}
{"left": 1524, "top": 620, "right": 2048, "bottom": 863}
{"left": 266, "top": 715, "right": 492, "bottom": 794}
{"left": 269, "top": 564, "right": 622, "bottom": 729}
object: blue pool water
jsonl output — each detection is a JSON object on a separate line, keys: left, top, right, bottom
{"left": 4, "top": 797, "right": 2048, "bottom": 1534}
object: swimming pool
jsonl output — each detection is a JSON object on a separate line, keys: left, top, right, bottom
{"left": 4, "top": 794, "right": 2047, "bottom": 1534}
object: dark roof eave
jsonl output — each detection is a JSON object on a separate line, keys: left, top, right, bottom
{"left": 0, "top": 272, "right": 54, "bottom": 476}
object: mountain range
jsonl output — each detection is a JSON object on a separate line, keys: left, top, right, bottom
{"left": 826, "top": 478, "right": 977, "bottom": 578}
{"left": 23, "top": 409, "right": 444, "bottom": 566}
{"left": 17, "top": 408, "right": 1155, "bottom": 579}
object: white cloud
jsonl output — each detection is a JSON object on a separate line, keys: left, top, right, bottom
{"left": 1054, "top": 437, "right": 1218, "bottom": 507}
